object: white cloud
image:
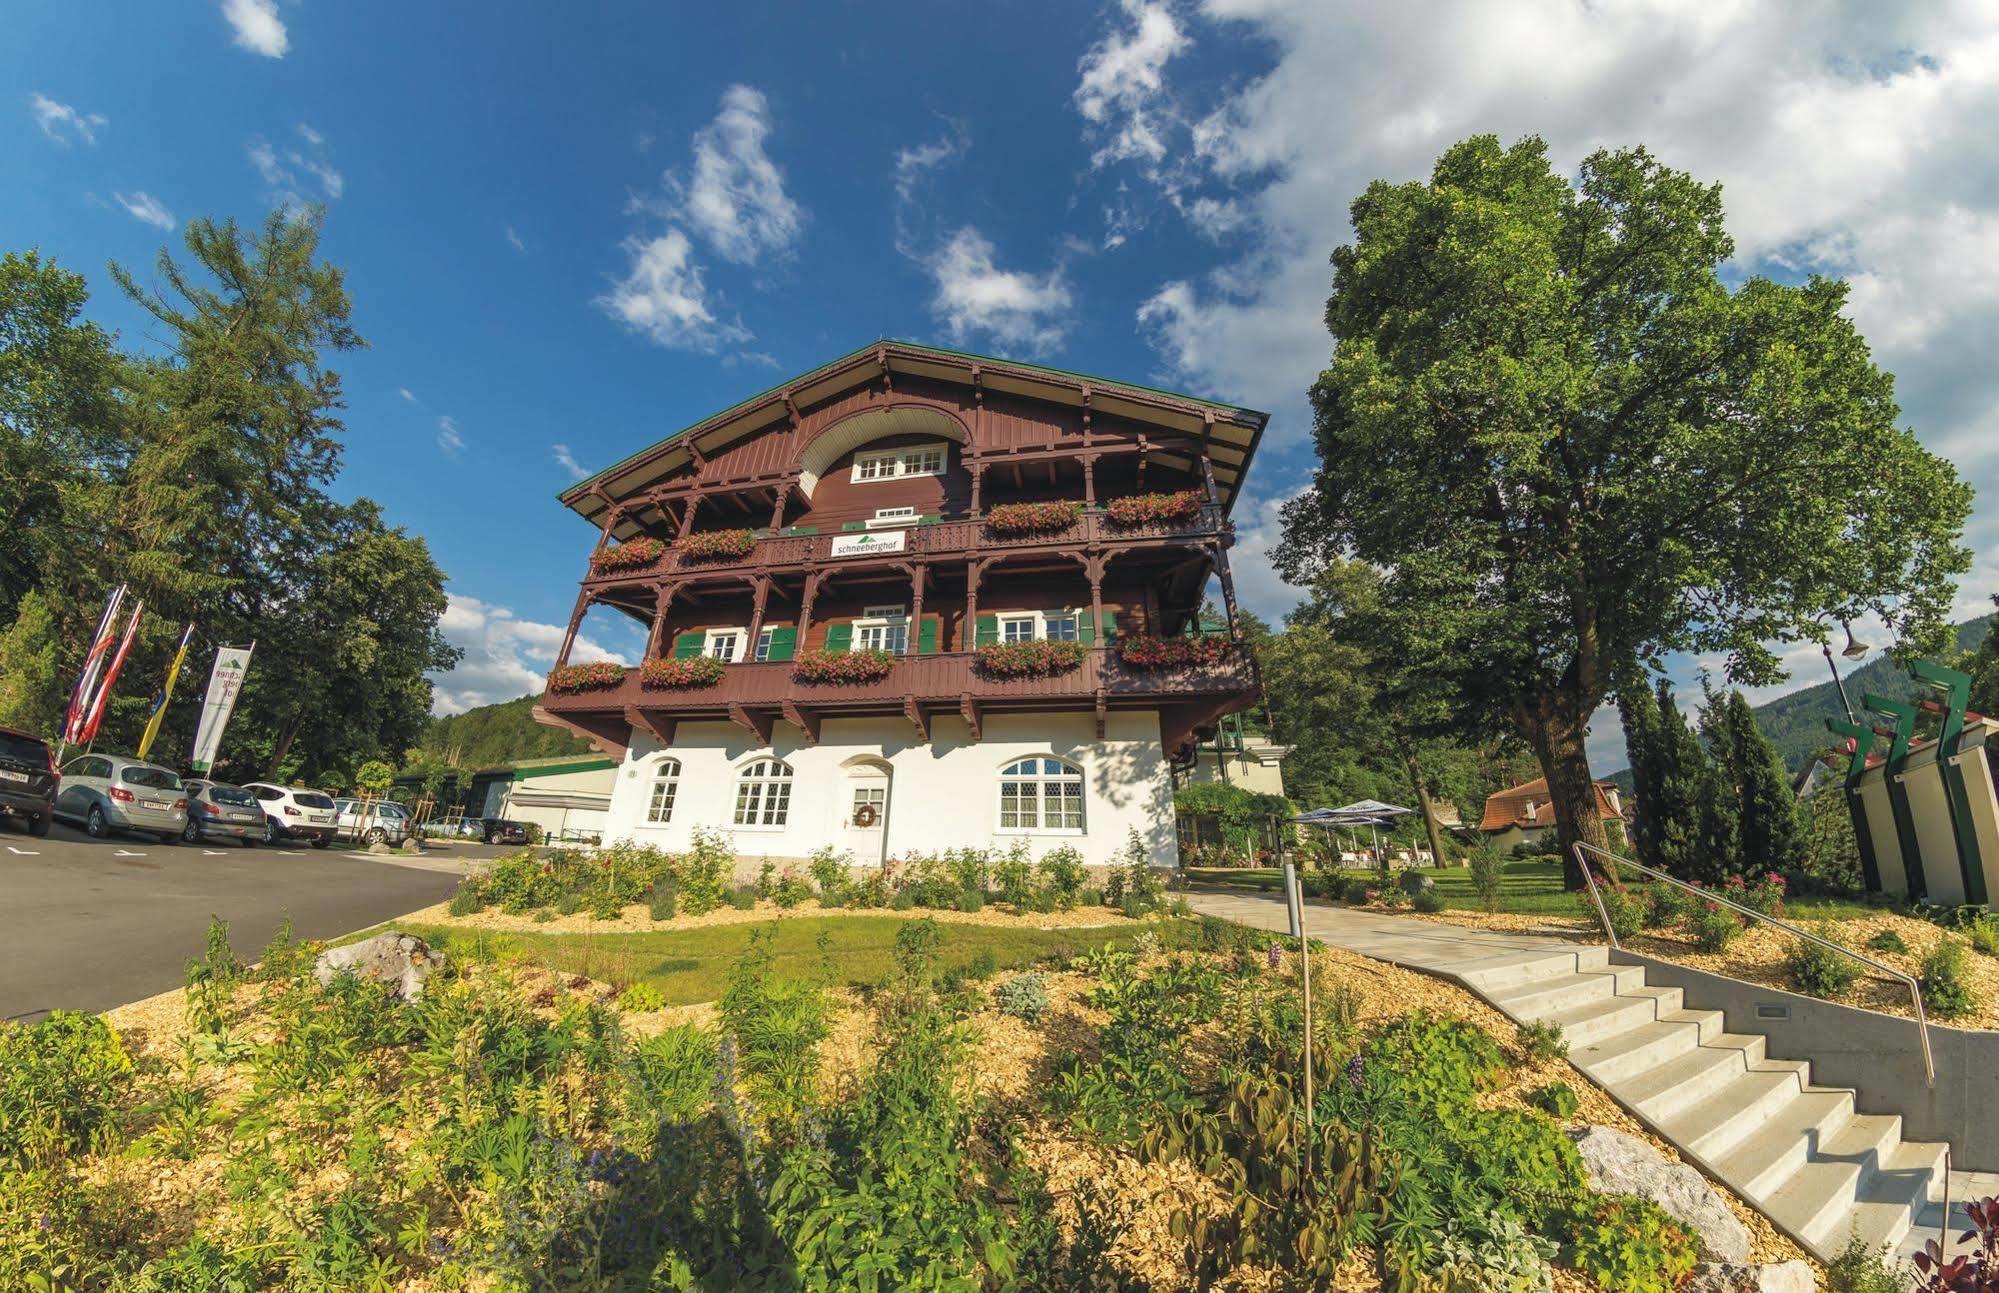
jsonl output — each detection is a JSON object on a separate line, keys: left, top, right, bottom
{"left": 894, "top": 122, "right": 970, "bottom": 208}
{"left": 596, "top": 230, "right": 749, "bottom": 352}
{"left": 397, "top": 387, "right": 416, "bottom": 402}
{"left": 1074, "top": 0, "right": 1189, "bottom": 170}
{"left": 28, "top": 93, "right": 106, "bottom": 146}
{"left": 552, "top": 444, "right": 590, "bottom": 480}
{"left": 221, "top": 0, "right": 288, "bottom": 58}
{"left": 924, "top": 227, "right": 1074, "bottom": 354}
{"left": 505, "top": 225, "right": 526, "bottom": 253}
{"left": 430, "top": 593, "right": 637, "bottom": 714}
{"left": 112, "top": 191, "right": 175, "bottom": 230}
{"left": 247, "top": 125, "right": 342, "bottom": 210}
{"left": 437, "top": 415, "right": 465, "bottom": 454}
{"left": 667, "top": 85, "right": 803, "bottom": 265}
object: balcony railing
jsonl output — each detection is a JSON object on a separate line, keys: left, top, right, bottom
{"left": 540, "top": 646, "right": 1255, "bottom": 714}
{"left": 581, "top": 503, "right": 1227, "bottom": 586}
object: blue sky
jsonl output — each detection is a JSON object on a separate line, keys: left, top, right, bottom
{"left": 10, "top": 3, "right": 1999, "bottom": 772}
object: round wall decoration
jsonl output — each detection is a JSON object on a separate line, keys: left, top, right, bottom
{"left": 852, "top": 804, "right": 879, "bottom": 828}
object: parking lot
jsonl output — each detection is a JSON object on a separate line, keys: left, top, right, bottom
{"left": 0, "top": 820, "right": 521, "bottom": 1021}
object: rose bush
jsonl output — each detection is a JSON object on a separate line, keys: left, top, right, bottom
{"left": 589, "top": 537, "right": 667, "bottom": 575}
{"left": 641, "top": 655, "right": 726, "bottom": 689}
{"left": 984, "top": 500, "right": 1081, "bottom": 536}
{"left": 1104, "top": 489, "right": 1203, "bottom": 526}
{"left": 678, "top": 528, "right": 759, "bottom": 562}
{"left": 792, "top": 648, "right": 896, "bottom": 684}
{"left": 1115, "top": 635, "right": 1235, "bottom": 669}
{"left": 976, "top": 639, "right": 1086, "bottom": 677}
{"left": 548, "top": 661, "right": 627, "bottom": 692}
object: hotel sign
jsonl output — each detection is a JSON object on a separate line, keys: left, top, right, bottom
{"left": 829, "top": 530, "right": 907, "bottom": 559}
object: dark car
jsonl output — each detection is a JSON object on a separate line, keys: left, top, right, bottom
{"left": 0, "top": 727, "right": 58, "bottom": 837}
{"left": 181, "top": 779, "right": 268, "bottom": 847}
{"left": 479, "top": 818, "right": 531, "bottom": 845}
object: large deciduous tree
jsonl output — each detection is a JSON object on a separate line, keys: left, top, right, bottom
{"left": 1276, "top": 136, "right": 1971, "bottom": 885}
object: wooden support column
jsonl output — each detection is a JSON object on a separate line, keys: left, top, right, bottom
{"left": 1085, "top": 554, "right": 1106, "bottom": 645}
{"left": 965, "top": 558, "right": 987, "bottom": 649}
{"left": 645, "top": 582, "right": 677, "bottom": 659}
{"left": 1209, "top": 540, "right": 1240, "bottom": 633}
{"left": 1199, "top": 451, "right": 1220, "bottom": 507}
{"left": 677, "top": 494, "right": 702, "bottom": 540}
{"left": 1143, "top": 582, "right": 1162, "bottom": 637}
{"left": 1136, "top": 436, "right": 1150, "bottom": 489}
{"left": 968, "top": 462, "right": 984, "bottom": 519}
{"left": 745, "top": 576, "right": 771, "bottom": 657}
{"left": 595, "top": 505, "right": 622, "bottom": 551}
{"left": 908, "top": 563, "right": 926, "bottom": 653}
{"left": 768, "top": 480, "right": 791, "bottom": 531}
{"left": 798, "top": 569, "right": 823, "bottom": 648}
{"left": 1083, "top": 454, "right": 1097, "bottom": 507}
{"left": 555, "top": 589, "right": 591, "bottom": 671}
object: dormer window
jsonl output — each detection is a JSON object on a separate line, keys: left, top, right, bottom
{"left": 853, "top": 442, "right": 947, "bottom": 482}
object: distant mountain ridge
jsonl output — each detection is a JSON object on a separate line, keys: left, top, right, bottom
{"left": 419, "top": 694, "right": 593, "bottom": 768}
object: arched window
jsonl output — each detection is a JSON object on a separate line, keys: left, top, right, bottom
{"left": 734, "top": 758, "right": 794, "bottom": 827}
{"left": 997, "top": 757, "right": 1084, "bottom": 833}
{"left": 647, "top": 758, "right": 681, "bottom": 824}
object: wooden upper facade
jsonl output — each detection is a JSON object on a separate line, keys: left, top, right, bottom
{"left": 537, "top": 342, "right": 1269, "bottom": 760}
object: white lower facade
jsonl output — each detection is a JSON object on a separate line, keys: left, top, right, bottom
{"left": 602, "top": 709, "right": 1178, "bottom": 870}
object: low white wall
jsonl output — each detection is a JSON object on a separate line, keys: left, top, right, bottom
{"left": 601, "top": 710, "right": 1177, "bottom": 869}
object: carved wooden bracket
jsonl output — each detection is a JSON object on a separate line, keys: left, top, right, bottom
{"left": 959, "top": 694, "right": 981, "bottom": 742}
{"left": 624, "top": 706, "right": 676, "bottom": 747}
{"left": 781, "top": 701, "right": 819, "bottom": 745}
{"left": 1094, "top": 691, "right": 1108, "bottom": 740}
{"left": 729, "top": 702, "right": 774, "bottom": 745}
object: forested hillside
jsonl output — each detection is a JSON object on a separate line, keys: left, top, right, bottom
{"left": 418, "top": 695, "right": 592, "bottom": 768}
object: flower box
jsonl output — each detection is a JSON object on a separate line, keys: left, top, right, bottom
{"left": 1105, "top": 489, "right": 1204, "bottom": 527}
{"left": 1115, "top": 635, "right": 1235, "bottom": 670}
{"left": 589, "top": 537, "right": 666, "bottom": 575}
{"left": 678, "top": 528, "right": 759, "bottom": 562}
{"left": 976, "top": 639, "right": 1087, "bottom": 678}
{"left": 549, "top": 662, "right": 627, "bottom": 693}
{"left": 792, "top": 648, "right": 896, "bottom": 684}
{"left": 984, "top": 500, "right": 1082, "bottom": 536}
{"left": 640, "top": 655, "right": 725, "bottom": 690}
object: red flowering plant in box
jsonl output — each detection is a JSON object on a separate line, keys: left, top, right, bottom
{"left": 976, "top": 639, "right": 1087, "bottom": 678}
{"left": 1115, "top": 635, "right": 1236, "bottom": 670}
{"left": 792, "top": 648, "right": 896, "bottom": 684}
{"left": 640, "top": 655, "right": 725, "bottom": 689}
{"left": 677, "top": 528, "right": 759, "bottom": 562}
{"left": 984, "top": 500, "right": 1082, "bottom": 536}
{"left": 548, "top": 662, "right": 627, "bottom": 693}
{"left": 589, "top": 537, "right": 666, "bottom": 575}
{"left": 1104, "top": 489, "right": 1203, "bottom": 527}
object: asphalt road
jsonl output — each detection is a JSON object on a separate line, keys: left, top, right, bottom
{"left": 0, "top": 820, "right": 511, "bottom": 1021}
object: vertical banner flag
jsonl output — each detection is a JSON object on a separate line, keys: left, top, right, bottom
{"left": 189, "top": 645, "right": 254, "bottom": 774}
{"left": 135, "top": 622, "right": 197, "bottom": 760}
{"left": 63, "top": 585, "right": 126, "bottom": 747}
{"left": 80, "top": 600, "right": 143, "bottom": 746}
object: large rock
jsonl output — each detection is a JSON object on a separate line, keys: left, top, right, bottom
{"left": 1571, "top": 1125, "right": 1752, "bottom": 1262}
{"left": 314, "top": 932, "right": 443, "bottom": 1001}
{"left": 1684, "top": 1260, "right": 1815, "bottom": 1293}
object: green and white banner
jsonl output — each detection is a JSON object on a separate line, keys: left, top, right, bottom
{"left": 189, "top": 645, "right": 254, "bottom": 774}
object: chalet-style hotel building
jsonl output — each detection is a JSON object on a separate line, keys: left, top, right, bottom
{"left": 534, "top": 342, "right": 1267, "bottom": 867}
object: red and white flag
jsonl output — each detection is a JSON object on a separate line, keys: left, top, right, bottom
{"left": 63, "top": 585, "right": 126, "bottom": 745}
{"left": 79, "top": 600, "right": 144, "bottom": 746}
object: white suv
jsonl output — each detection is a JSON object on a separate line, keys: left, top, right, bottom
{"left": 242, "top": 782, "right": 339, "bottom": 848}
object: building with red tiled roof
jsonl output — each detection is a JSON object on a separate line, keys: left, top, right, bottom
{"left": 1479, "top": 776, "right": 1625, "bottom": 853}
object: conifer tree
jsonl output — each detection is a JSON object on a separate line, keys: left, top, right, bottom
{"left": 1651, "top": 682, "right": 1718, "bottom": 881}
{"left": 1617, "top": 680, "right": 1666, "bottom": 870}
{"left": 1722, "top": 690, "right": 1804, "bottom": 876}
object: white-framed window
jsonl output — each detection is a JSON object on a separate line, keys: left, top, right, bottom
{"left": 849, "top": 785, "right": 886, "bottom": 827}
{"left": 647, "top": 759, "right": 681, "bottom": 824}
{"left": 996, "top": 610, "right": 1081, "bottom": 643}
{"left": 856, "top": 604, "right": 909, "bottom": 654}
{"left": 852, "top": 442, "right": 948, "bottom": 483}
{"left": 734, "top": 758, "right": 793, "bottom": 827}
{"left": 753, "top": 626, "right": 777, "bottom": 662}
{"left": 865, "top": 506, "right": 918, "bottom": 529}
{"left": 1044, "top": 611, "right": 1080, "bottom": 641}
{"left": 997, "top": 757, "right": 1084, "bottom": 833}
{"left": 999, "top": 613, "right": 1037, "bottom": 644}
{"left": 703, "top": 629, "right": 745, "bottom": 662}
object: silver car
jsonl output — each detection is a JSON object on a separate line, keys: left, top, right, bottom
{"left": 181, "top": 780, "right": 267, "bottom": 846}
{"left": 54, "top": 753, "right": 188, "bottom": 842}
{"left": 334, "top": 798, "right": 412, "bottom": 846}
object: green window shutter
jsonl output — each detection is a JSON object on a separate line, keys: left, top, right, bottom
{"left": 918, "top": 514, "right": 941, "bottom": 524}
{"left": 840, "top": 521, "right": 866, "bottom": 532}
{"left": 788, "top": 525, "right": 818, "bottom": 535}
{"left": 766, "top": 626, "right": 797, "bottom": 661}
{"left": 1100, "top": 609, "right": 1118, "bottom": 639}
{"left": 825, "top": 622, "right": 853, "bottom": 653}
{"left": 975, "top": 614, "right": 999, "bottom": 647}
{"left": 671, "top": 631, "right": 703, "bottom": 659}
{"left": 1080, "top": 611, "right": 1097, "bottom": 645}
{"left": 917, "top": 617, "right": 939, "bottom": 654}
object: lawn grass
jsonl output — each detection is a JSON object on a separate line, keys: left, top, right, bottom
{"left": 1183, "top": 860, "right": 1880, "bottom": 921}
{"left": 393, "top": 914, "right": 1160, "bottom": 1007}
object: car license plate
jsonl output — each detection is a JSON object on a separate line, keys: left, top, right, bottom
{"left": 0, "top": 769, "right": 27, "bottom": 783}
{"left": 142, "top": 798, "right": 172, "bottom": 811}
{"left": 308, "top": 813, "right": 332, "bottom": 824}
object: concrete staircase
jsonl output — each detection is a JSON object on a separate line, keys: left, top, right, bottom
{"left": 1460, "top": 944, "right": 1948, "bottom": 1263}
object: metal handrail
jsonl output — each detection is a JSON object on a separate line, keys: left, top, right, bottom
{"left": 1571, "top": 841, "right": 1935, "bottom": 1089}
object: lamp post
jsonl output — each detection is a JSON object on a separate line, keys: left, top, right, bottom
{"left": 1822, "top": 623, "right": 1870, "bottom": 725}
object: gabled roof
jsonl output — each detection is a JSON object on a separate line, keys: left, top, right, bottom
{"left": 557, "top": 340, "right": 1269, "bottom": 529}
{"left": 1478, "top": 776, "right": 1623, "bottom": 832}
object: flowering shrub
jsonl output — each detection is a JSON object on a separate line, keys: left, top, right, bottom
{"left": 678, "top": 528, "right": 759, "bottom": 562}
{"left": 976, "top": 639, "right": 1087, "bottom": 677}
{"left": 589, "top": 537, "right": 667, "bottom": 575}
{"left": 640, "top": 655, "right": 725, "bottom": 689}
{"left": 1725, "top": 871, "right": 1787, "bottom": 917}
{"left": 1104, "top": 489, "right": 1203, "bottom": 526}
{"left": 1115, "top": 635, "right": 1235, "bottom": 670}
{"left": 792, "top": 648, "right": 895, "bottom": 684}
{"left": 548, "top": 661, "right": 627, "bottom": 693}
{"left": 984, "top": 500, "right": 1081, "bottom": 535}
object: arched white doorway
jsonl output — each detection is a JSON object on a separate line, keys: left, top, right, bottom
{"left": 839, "top": 755, "right": 894, "bottom": 866}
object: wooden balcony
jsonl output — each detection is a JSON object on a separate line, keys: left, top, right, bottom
{"left": 535, "top": 646, "right": 1258, "bottom": 756}
{"left": 580, "top": 503, "right": 1228, "bottom": 589}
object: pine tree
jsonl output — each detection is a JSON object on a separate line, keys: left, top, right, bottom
{"left": 0, "top": 591, "right": 63, "bottom": 736}
{"left": 1724, "top": 690, "right": 1804, "bottom": 876}
{"left": 1617, "top": 680, "right": 1666, "bottom": 869}
{"left": 1649, "top": 681, "right": 1707, "bottom": 880}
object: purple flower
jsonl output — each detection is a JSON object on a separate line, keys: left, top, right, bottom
{"left": 1346, "top": 1053, "right": 1366, "bottom": 1090}
{"left": 1266, "top": 944, "right": 1283, "bottom": 971}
